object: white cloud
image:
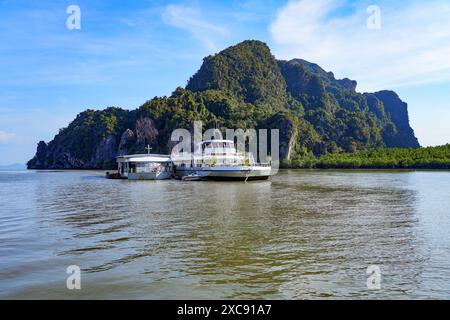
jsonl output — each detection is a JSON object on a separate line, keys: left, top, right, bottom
{"left": 162, "top": 4, "right": 228, "bottom": 50}
{"left": 0, "top": 131, "right": 15, "bottom": 142}
{"left": 117, "top": 18, "right": 137, "bottom": 28}
{"left": 270, "top": 0, "right": 450, "bottom": 92}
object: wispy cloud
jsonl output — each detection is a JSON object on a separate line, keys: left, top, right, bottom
{"left": 117, "top": 18, "right": 137, "bottom": 28}
{"left": 0, "top": 5, "right": 180, "bottom": 88}
{"left": 0, "top": 131, "right": 15, "bottom": 142}
{"left": 270, "top": 0, "right": 450, "bottom": 92}
{"left": 162, "top": 4, "right": 228, "bottom": 50}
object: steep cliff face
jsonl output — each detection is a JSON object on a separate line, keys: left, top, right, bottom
{"left": 278, "top": 58, "right": 419, "bottom": 153}
{"left": 258, "top": 112, "right": 299, "bottom": 160}
{"left": 28, "top": 40, "right": 420, "bottom": 170}
{"left": 374, "top": 91, "right": 420, "bottom": 148}
{"left": 118, "top": 129, "right": 135, "bottom": 155}
{"left": 28, "top": 108, "right": 135, "bottom": 169}
{"left": 27, "top": 141, "right": 47, "bottom": 169}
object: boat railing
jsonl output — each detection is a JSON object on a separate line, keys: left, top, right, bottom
{"left": 175, "top": 162, "right": 272, "bottom": 168}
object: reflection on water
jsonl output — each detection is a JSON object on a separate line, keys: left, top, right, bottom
{"left": 0, "top": 169, "right": 449, "bottom": 299}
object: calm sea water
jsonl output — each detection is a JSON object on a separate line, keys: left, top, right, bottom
{"left": 0, "top": 169, "right": 449, "bottom": 299}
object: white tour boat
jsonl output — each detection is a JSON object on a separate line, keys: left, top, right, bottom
{"left": 171, "top": 140, "right": 273, "bottom": 181}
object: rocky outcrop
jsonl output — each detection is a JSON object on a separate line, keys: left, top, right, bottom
{"left": 28, "top": 40, "right": 420, "bottom": 170}
{"left": 29, "top": 135, "right": 118, "bottom": 169}
{"left": 135, "top": 117, "right": 158, "bottom": 148}
{"left": 29, "top": 141, "right": 48, "bottom": 169}
{"left": 187, "top": 40, "right": 289, "bottom": 108}
{"left": 259, "top": 112, "right": 299, "bottom": 160}
{"left": 27, "top": 107, "right": 133, "bottom": 169}
{"left": 91, "top": 134, "right": 117, "bottom": 168}
{"left": 118, "top": 129, "right": 135, "bottom": 156}
{"left": 375, "top": 91, "right": 420, "bottom": 148}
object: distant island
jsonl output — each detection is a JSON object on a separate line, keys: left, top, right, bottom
{"left": 28, "top": 40, "right": 447, "bottom": 171}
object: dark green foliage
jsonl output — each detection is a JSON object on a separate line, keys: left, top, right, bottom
{"left": 279, "top": 58, "right": 418, "bottom": 154}
{"left": 56, "top": 107, "right": 134, "bottom": 161}
{"left": 187, "top": 41, "right": 287, "bottom": 105}
{"left": 28, "top": 107, "right": 135, "bottom": 169}
{"left": 282, "top": 145, "right": 450, "bottom": 169}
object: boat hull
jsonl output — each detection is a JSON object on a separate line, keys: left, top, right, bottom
{"left": 126, "top": 171, "right": 172, "bottom": 180}
{"left": 173, "top": 166, "right": 273, "bottom": 181}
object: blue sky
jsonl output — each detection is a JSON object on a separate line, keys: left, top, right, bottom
{"left": 1, "top": 0, "right": 449, "bottom": 164}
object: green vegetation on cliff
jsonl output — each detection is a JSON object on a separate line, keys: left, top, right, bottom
{"left": 28, "top": 108, "right": 135, "bottom": 169}
{"left": 28, "top": 40, "right": 423, "bottom": 170}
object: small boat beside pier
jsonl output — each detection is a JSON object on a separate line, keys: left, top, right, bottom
{"left": 115, "top": 154, "right": 172, "bottom": 180}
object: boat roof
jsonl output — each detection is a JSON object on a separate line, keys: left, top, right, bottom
{"left": 116, "top": 154, "right": 171, "bottom": 163}
{"left": 201, "top": 140, "right": 234, "bottom": 144}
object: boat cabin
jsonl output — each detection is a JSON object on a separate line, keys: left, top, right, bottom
{"left": 116, "top": 154, "right": 172, "bottom": 180}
